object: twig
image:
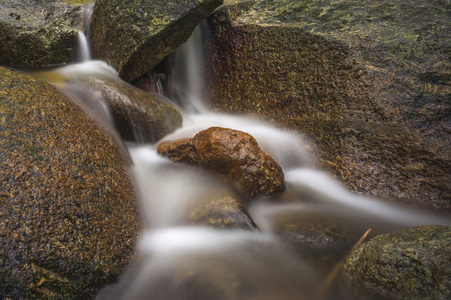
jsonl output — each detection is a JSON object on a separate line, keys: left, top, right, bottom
{"left": 314, "top": 228, "right": 372, "bottom": 300}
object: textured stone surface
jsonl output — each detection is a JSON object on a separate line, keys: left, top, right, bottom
{"left": 342, "top": 225, "right": 451, "bottom": 300}
{"left": 0, "top": 0, "right": 88, "bottom": 68}
{"left": 158, "top": 127, "right": 285, "bottom": 198}
{"left": 86, "top": 76, "right": 183, "bottom": 143}
{"left": 0, "top": 67, "right": 140, "bottom": 299}
{"left": 205, "top": 0, "right": 450, "bottom": 211}
{"left": 90, "top": 0, "right": 223, "bottom": 82}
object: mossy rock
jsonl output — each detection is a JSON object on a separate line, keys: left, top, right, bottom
{"left": 90, "top": 0, "right": 224, "bottom": 82}
{"left": 341, "top": 225, "right": 451, "bottom": 299}
{"left": 0, "top": 67, "right": 140, "bottom": 299}
{"left": 205, "top": 1, "right": 451, "bottom": 210}
{"left": 0, "top": 0, "right": 89, "bottom": 68}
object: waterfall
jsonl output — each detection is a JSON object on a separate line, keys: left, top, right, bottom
{"left": 35, "top": 16, "right": 450, "bottom": 300}
{"left": 76, "top": 31, "right": 91, "bottom": 62}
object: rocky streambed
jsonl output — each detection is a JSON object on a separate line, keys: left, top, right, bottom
{"left": 1, "top": 0, "right": 450, "bottom": 299}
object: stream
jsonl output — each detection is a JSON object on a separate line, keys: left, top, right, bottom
{"left": 33, "top": 13, "right": 450, "bottom": 300}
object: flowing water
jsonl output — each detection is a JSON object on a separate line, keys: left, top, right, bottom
{"left": 35, "top": 17, "right": 450, "bottom": 300}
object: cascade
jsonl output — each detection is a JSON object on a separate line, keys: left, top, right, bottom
{"left": 33, "top": 14, "right": 450, "bottom": 300}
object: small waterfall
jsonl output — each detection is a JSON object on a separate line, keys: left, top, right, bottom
{"left": 168, "top": 21, "right": 210, "bottom": 113}
{"left": 76, "top": 31, "right": 91, "bottom": 62}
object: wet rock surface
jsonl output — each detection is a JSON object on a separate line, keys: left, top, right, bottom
{"left": 0, "top": 67, "right": 140, "bottom": 299}
{"left": 158, "top": 126, "right": 285, "bottom": 198}
{"left": 341, "top": 225, "right": 451, "bottom": 300}
{"left": 189, "top": 193, "right": 257, "bottom": 230}
{"left": 90, "top": 0, "right": 224, "bottom": 82}
{"left": 85, "top": 76, "right": 183, "bottom": 143}
{"left": 274, "top": 213, "right": 357, "bottom": 265}
{"left": 0, "top": 0, "right": 88, "bottom": 68}
{"left": 206, "top": 0, "right": 451, "bottom": 211}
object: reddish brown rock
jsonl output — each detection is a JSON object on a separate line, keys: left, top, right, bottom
{"left": 158, "top": 127, "right": 285, "bottom": 198}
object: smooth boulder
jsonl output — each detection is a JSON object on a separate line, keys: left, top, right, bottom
{"left": 158, "top": 127, "right": 286, "bottom": 198}
{"left": 86, "top": 76, "right": 183, "bottom": 143}
{"left": 0, "top": 67, "right": 140, "bottom": 299}
{"left": 90, "top": 0, "right": 224, "bottom": 82}
{"left": 341, "top": 225, "right": 451, "bottom": 299}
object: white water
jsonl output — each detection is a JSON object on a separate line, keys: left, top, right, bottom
{"left": 39, "top": 19, "right": 450, "bottom": 300}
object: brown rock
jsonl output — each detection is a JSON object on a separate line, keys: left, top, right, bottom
{"left": 158, "top": 127, "right": 285, "bottom": 198}
{"left": 83, "top": 76, "right": 183, "bottom": 143}
{"left": 205, "top": 1, "right": 451, "bottom": 211}
{"left": 0, "top": 67, "right": 140, "bottom": 299}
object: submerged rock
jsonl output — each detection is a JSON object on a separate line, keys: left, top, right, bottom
{"left": 86, "top": 77, "right": 183, "bottom": 143}
{"left": 158, "top": 127, "right": 286, "bottom": 198}
{"left": 341, "top": 225, "right": 451, "bottom": 300}
{"left": 206, "top": 0, "right": 451, "bottom": 211}
{"left": 0, "top": 0, "right": 88, "bottom": 68}
{"left": 90, "top": 0, "right": 224, "bottom": 82}
{"left": 0, "top": 67, "right": 140, "bottom": 299}
{"left": 189, "top": 193, "right": 257, "bottom": 230}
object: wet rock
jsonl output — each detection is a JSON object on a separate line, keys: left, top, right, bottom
{"left": 206, "top": 0, "right": 451, "bottom": 211}
{"left": 85, "top": 76, "right": 183, "bottom": 143}
{"left": 341, "top": 225, "right": 451, "bottom": 300}
{"left": 0, "top": 67, "right": 140, "bottom": 299}
{"left": 90, "top": 0, "right": 224, "bottom": 82}
{"left": 274, "top": 213, "right": 357, "bottom": 265}
{"left": 0, "top": 0, "right": 88, "bottom": 68}
{"left": 189, "top": 193, "right": 257, "bottom": 230}
{"left": 158, "top": 127, "right": 285, "bottom": 198}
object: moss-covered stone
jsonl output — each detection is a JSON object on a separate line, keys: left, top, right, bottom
{"left": 0, "top": 67, "right": 140, "bottom": 299}
{"left": 206, "top": 0, "right": 450, "bottom": 211}
{"left": 341, "top": 225, "right": 451, "bottom": 299}
{"left": 90, "top": 0, "right": 224, "bottom": 82}
{"left": 0, "top": 0, "right": 89, "bottom": 68}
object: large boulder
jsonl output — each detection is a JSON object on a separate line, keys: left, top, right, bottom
{"left": 205, "top": 0, "right": 451, "bottom": 211}
{"left": 158, "top": 127, "right": 285, "bottom": 198}
{"left": 341, "top": 225, "right": 451, "bottom": 299}
{"left": 0, "top": 67, "right": 140, "bottom": 299}
{"left": 0, "top": 0, "right": 88, "bottom": 68}
{"left": 90, "top": 0, "right": 224, "bottom": 82}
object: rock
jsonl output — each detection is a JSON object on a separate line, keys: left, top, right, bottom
{"left": 189, "top": 193, "right": 258, "bottom": 230}
{"left": 274, "top": 213, "right": 357, "bottom": 265}
{"left": 0, "top": 67, "right": 140, "bottom": 299}
{"left": 158, "top": 127, "right": 285, "bottom": 198}
{"left": 0, "top": 0, "right": 88, "bottom": 68}
{"left": 90, "top": 0, "right": 224, "bottom": 82}
{"left": 205, "top": 0, "right": 451, "bottom": 211}
{"left": 85, "top": 76, "right": 183, "bottom": 143}
{"left": 341, "top": 225, "right": 451, "bottom": 300}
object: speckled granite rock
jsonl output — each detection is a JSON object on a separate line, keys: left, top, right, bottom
{"left": 90, "top": 0, "right": 224, "bottom": 82}
{"left": 0, "top": 67, "right": 140, "bottom": 299}
{"left": 205, "top": 0, "right": 450, "bottom": 211}
{"left": 341, "top": 225, "right": 451, "bottom": 300}
{"left": 0, "top": 0, "right": 89, "bottom": 68}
